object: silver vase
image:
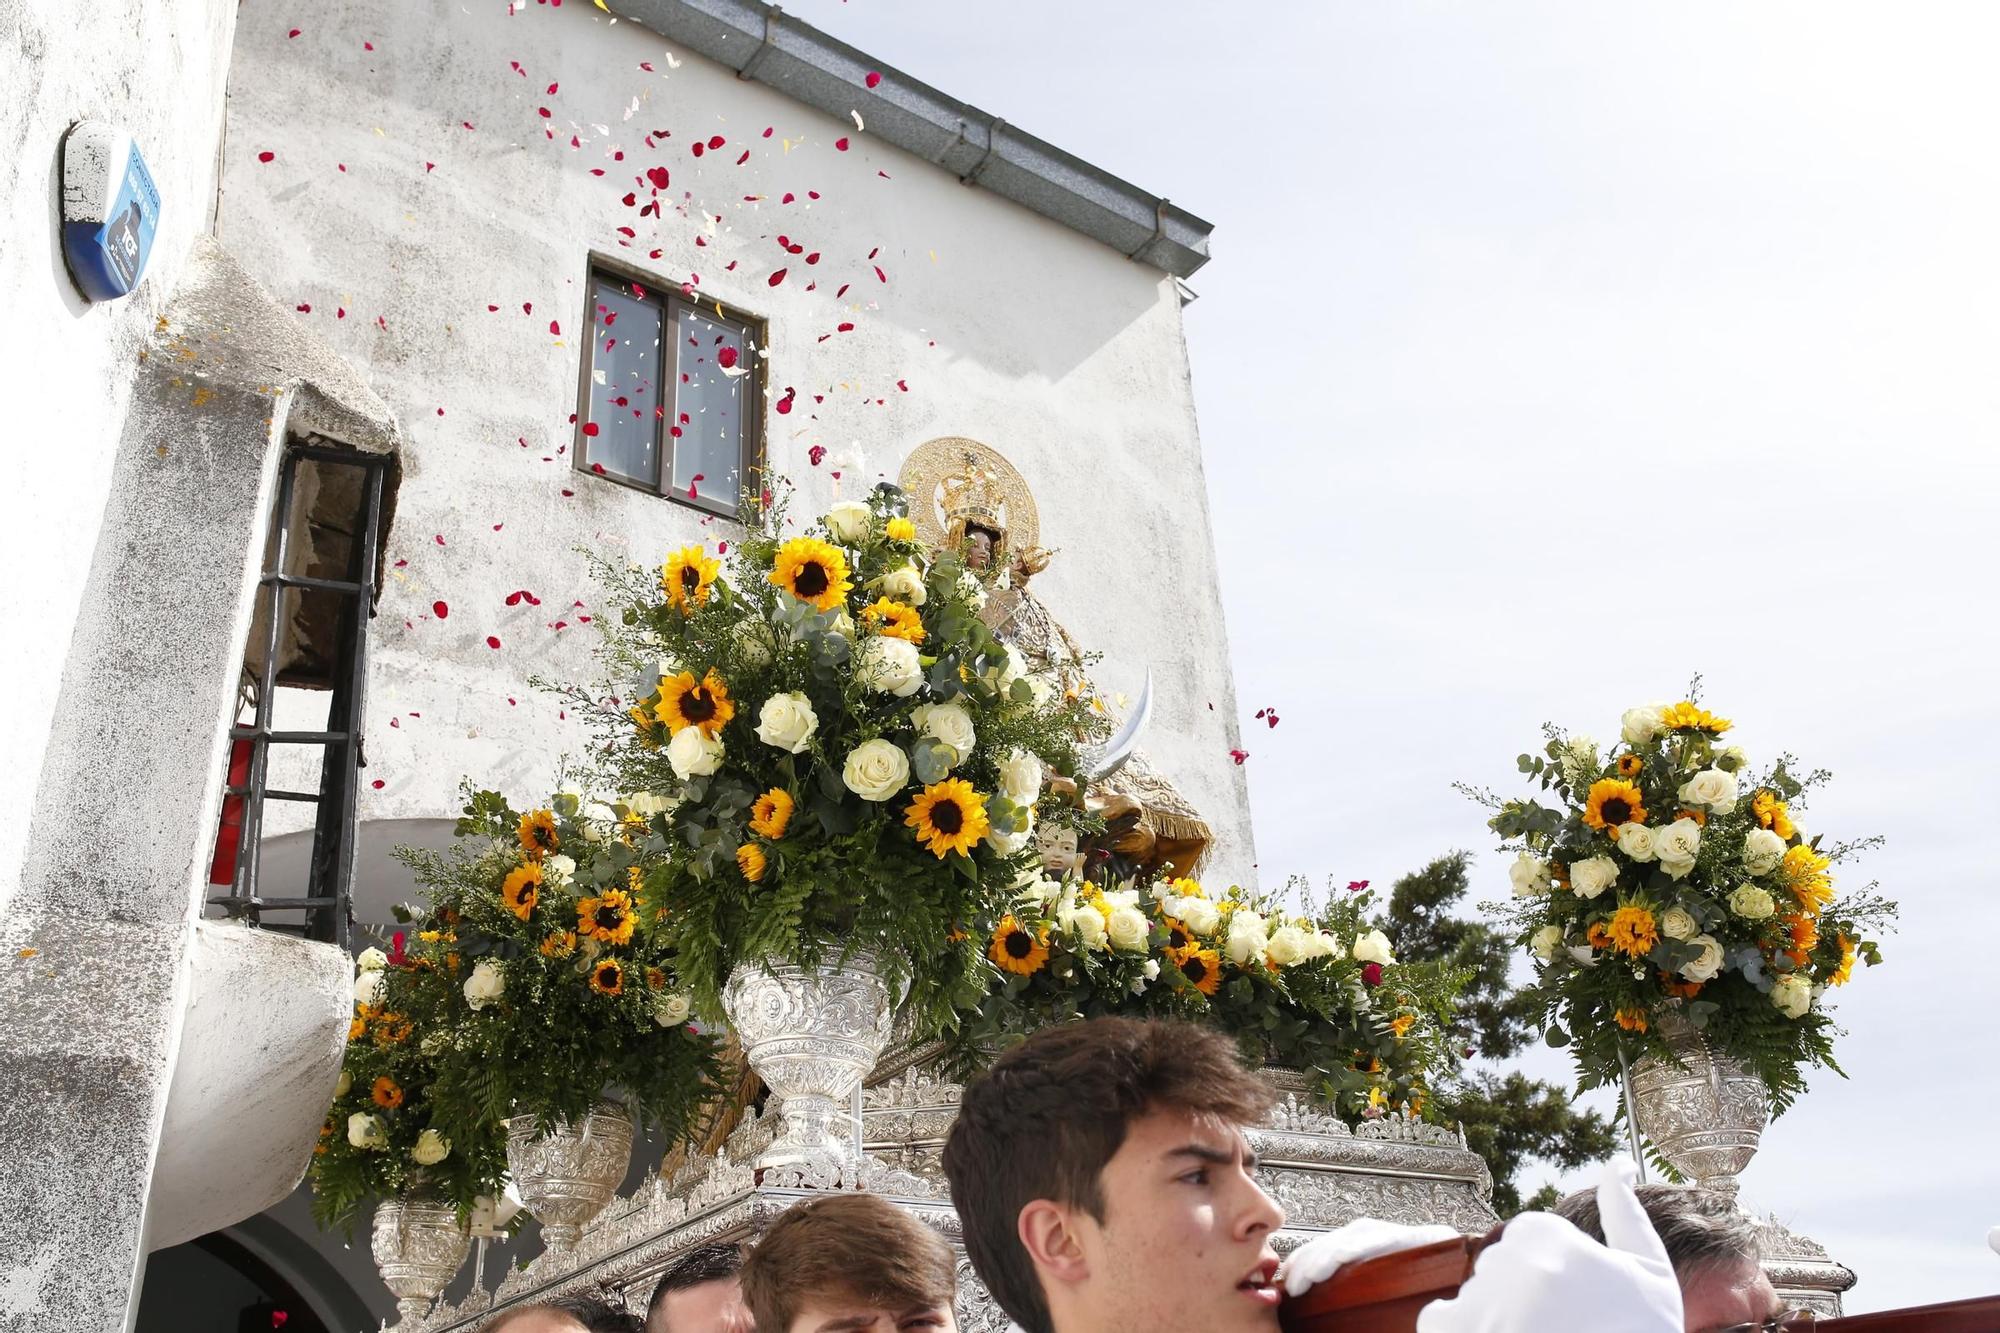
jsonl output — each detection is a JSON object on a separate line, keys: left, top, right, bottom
{"left": 504, "top": 1100, "right": 633, "bottom": 1251}
{"left": 722, "top": 951, "right": 896, "bottom": 1177}
{"left": 370, "top": 1199, "right": 470, "bottom": 1321}
{"left": 1627, "top": 1016, "right": 1770, "bottom": 1197}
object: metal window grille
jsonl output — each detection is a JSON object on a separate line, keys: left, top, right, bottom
{"left": 208, "top": 442, "right": 388, "bottom": 948}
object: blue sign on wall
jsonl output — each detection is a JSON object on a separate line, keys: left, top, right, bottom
{"left": 61, "top": 121, "right": 162, "bottom": 303}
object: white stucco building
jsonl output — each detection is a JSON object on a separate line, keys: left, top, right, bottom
{"left": 0, "top": 1, "right": 1253, "bottom": 1328}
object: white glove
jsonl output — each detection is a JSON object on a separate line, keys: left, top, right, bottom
{"left": 1281, "top": 1218, "right": 1462, "bottom": 1297}
{"left": 1415, "top": 1160, "right": 1682, "bottom": 1333}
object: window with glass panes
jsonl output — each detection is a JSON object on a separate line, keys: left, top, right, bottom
{"left": 575, "top": 268, "right": 762, "bottom": 515}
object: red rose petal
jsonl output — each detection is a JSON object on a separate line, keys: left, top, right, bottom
{"left": 865, "top": 71, "right": 882, "bottom": 88}
{"left": 371, "top": 779, "right": 385, "bottom": 790}
{"left": 834, "top": 137, "right": 849, "bottom": 151}
{"left": 767, "top": 268, "right": 787, "bottom": 287}
{"left": 486, "top": 635, "right": 501, "bottom": 649}
{"left": 646, "top": 166, "right": 670, "bottom": 190}
{"left": 257, "top": 151, "right": 275, "bottom": 163}
{"left": 548, "top": 319, "right": 561, "bottom": 335}
{"left": 775, "top": 387, "right": 795, "bottom": 414}
{"left": 808, "top": 444, "right": 826, "bottom": 466}
{"left": 718, "top": 346, "right": 738, "bottom": 368}
{"left": 1229, "top": 748, "right": 1250, "bottom": 765}
{"left": 288, "top": 28, "right": 301, "bottom": 38}
{"left": 432, "top": 601, "right": 449, "bottom": 619}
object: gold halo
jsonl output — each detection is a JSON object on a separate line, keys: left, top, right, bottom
{"left": 896, "top": 437, "right": 1039, "bottom": 554}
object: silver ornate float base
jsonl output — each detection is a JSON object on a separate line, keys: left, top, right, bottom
{"left": 721, "top": 952, "right": 895, "bottom": 1177}
{"left": 505, "top": 1101, "right": 634, "bottom": 1252}
{"left": 1627, "top": 1017, "right": 1770, "bottom": 1197}
{"left": 371, "top": 1199, "right": 471, "bottom": 1322}
{"left": 403, "top": 1056, "right": 1500, "bottom": 1332}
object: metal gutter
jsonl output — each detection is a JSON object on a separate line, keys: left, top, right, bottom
{"left": 608, "top": 0, "right": 1215, "bottom": 277}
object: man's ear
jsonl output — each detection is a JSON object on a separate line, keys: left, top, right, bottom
{"left": 1018, "top": 1199, "right": 1091, "bottom": 1285}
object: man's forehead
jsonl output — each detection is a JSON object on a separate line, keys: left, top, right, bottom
{"left": 1127, "top": 1105, "right": 1251, "bottom": 1157}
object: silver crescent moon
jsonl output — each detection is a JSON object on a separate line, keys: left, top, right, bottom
{"left": 1082, "top": 669, "right": 1153, "bottom": 782}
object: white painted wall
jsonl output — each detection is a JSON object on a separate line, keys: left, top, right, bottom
{"left": 0, "top": 0, "right": 239, "bottom": 917}
{"left": 215, "top": 0, "right": 1256, "bottom": 884}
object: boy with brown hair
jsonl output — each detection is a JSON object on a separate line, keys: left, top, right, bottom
{"left": 942, "top": 1016, "right": 1686, "bottom": 1333}
{"left": 739, "top": 1191, "right": 958, "bottom": 1333}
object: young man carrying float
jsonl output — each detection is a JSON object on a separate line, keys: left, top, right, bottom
{"left": 942, "top": 1016, "right": 1685, "bottom": 1333}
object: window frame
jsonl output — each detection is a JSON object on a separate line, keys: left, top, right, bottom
{"left": 571, "top": 257, "right": 767, "bottom": 518}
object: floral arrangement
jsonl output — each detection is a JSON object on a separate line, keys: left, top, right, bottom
{"left": 306, "top": 948, "right": 507, "bottom": 1233}
{"left": 582, "top": 484, "right": 1100, "bottom": 1025}
{"left": 385, "top": 788, "right": 724, "bottom": 1140}
{"left": 952, "top": 873, "right": 1456, "bottom": 1119}
{"left": 1470, "top": 694, "right": 1894, "bottom": 1113}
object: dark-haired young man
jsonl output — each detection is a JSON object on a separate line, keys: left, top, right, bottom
{"left": 647, "top": 1242, "right": 754, "bottom": 1333}
{"left": 942, "top": 1016, "right": 1685, "bottom": 1333}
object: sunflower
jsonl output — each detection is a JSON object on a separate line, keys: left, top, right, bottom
{"left": 1582, "top": 778, "right": 1648, "bottom": 833}
{"left": 1176, "top": 946, "right": 1223, "bottom": 996}
{"left": 371, "top": 1076, "right": 403, "bottom": 1109}
{"left": 646, "top": 966, "right": 667, "bottom": 991}
{"left": 1167, "top": 876, "right": 1207, "bottom": 899}
{"left": 1162, "top": 916, "right": 1195, "bottom": 954}
{"left": 1750, "top": 790, "right": 1796, "bottom": 840}
{"left": 1613, "top": 1007, "right": 1649, "bottom": 1033}
{"left": 1830, "top": 933, "right": 1857, "bottom": 986}
{"left": 657, "top": 668, "right": 736, "bottom": 738}
{"left": 347, "top": 1014, "right": 367, "bottom": 1042}
{"left": 1389, "top": 1014, "right": 1416, "bottom": 1040}
{"left": 1778, "top": 844, "right": 1834, "bottom": 914}
{"left": 988, "top": 916, "right": 1050, "bottom": 976}
{"left": 576, "top": 888, "right": 637, "bottom": 946}
{"left": 371, "top": 1012, "right": 412, "bottom": 1047}
{"left": 1616, "top": 754, "right": 1644, "bottom": 778}
{"left": 501, "top": 863, "right": 543, "bottom": 920}
{"left": 1606, "top": 905, "right": 1659, "bottom": 957}
{"left": 905, "top": 779, "right": 992, "bottom": 859}
{"left": 1782, "top": 911, "right": 1820, "bottom": 954}
{"left": 1659, "top": 974, "right": 1704, "bottom": 999}
{"left": 588, "top": 958, "right": 624, "bottom": 996}
{"left": 737, "top": 842, "right": 767, "bottom": 883}
{"left": 768, "top": 536, "right": 853, "bottom": 611}
{"left": 661, "top": 544, "right": 720, "bottom": 614}
{"left": 517, "top": 808, "right": 559, "bottom": 860}
{"left": 1659, "top": 701, "right": 1731, "bottom": 734}
{"left": 1675, "top": 807, "right": 1708, "bottom": 827}
{"left": 749, "top": 788, "right": 794, "bottom": 840}
{"left": 885, "top": 516, "right": 917, "bottom": 542}
{"left": 628, "top": 701, "right": 663, "bottom": 748}
{"left": 1586, "top": 922, "right": 1614, "bottom": 951}
{"left": 539, "top": 929, "right": 577, "bottom": 958}
{"left": 860, "top": 596, "right": 925, "bottom": 644}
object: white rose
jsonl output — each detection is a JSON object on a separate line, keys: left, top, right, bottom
{"left": 1026, "top": 674, "right": 1055, "bottom": 707}
{"left": 652, "top": 993, "right": 692, "bottom": 1028}
{"left": 985, "top": 822, "right": 1033, "bottom": 856}
{"left": 334, "top": 1070, "right": 352, "bottom": 1097}
{"left": 1508, "top": 852, "right": 1553, "bottom": 898}
{"left": 997, "top": 748, "right": 1044, "bottom": 805}
{"left": 355, "top": 947, "right": 388, "bottom": 974}
{"left": 1225, "top": 911, "right": 1269, "bottom": 966}
{"left": 1107, "top": 905, "right": 1151, "bottom": 952}
{"left": 625, "top": 791, "right": 677, "bottom": 819}
{"left": 1621, "top": 704, "right": 1666, "bottom": 746}
{"left": 1265, "top": 924, "right": 1315, "bottom": 968}
{"left": 1717, "top": 745, "right": 1750, "bottom": 774}
{"left": 1614, "top": 823, "right": 1658, "bottom": 862}
{"left": 1531, "top": 924, "right": 1564, "bottom": 962}
{"left": 1172, "top": 896, "right": 1221, "bottom": 936}
{"left": 1678, "top": 768, "right": 1739, "bottom": 815}
{"left": 1728, "top": 884, "right": 1776, "bottom": 920}
{"left": 842, "top": 738, "right": 912, "bottom": 801}
{"left": 543, "top": 853, "right": 577, "bottom": 888}
{"left": 1305, "top": 931, "right": 1341, "bottom": 960}
{"left": 755, "top": 691, "right": 819, "bottom": 754}
{"left": 731, "top": 616, "right": 777, "bottom": 666}
{"left": 666, "top": 725, "right": 725, "bottom": 779}
{"left": 463, "top": 960, "right": 505, "bottom": 1011}
{"left": 1770, "top": 973, "right": 1813, "bottom": 1019}
{"left": 1017, "top": 876, "right": 1064, "bottom": 904}
{"left": 1659, "top": 907, "right": 1698, "bottom": 941}
{"left": 957, "top": 570, "right": 988, "bottom": 609}
{"left": 1655, "top": 818, "right": 1703, "bottom": 880}
{"left": 353, "top": 970, "right": 385, "bottom": 1008}
{"left": 1063, "top": 903, "right": 1108, "bottom": 951}
{"left": 856, "top": 636, "right": 924, "bottom": 697}
{"left": 1132, "top": 958, "right": 1162, "bottom": 994}
{"left": 824, "top": 500, "right": 873, "bottom": 544}
{"left": 1741, "top": 828, "right": 1787, "bottom": 876}
{"left": 1351, "top": 929, "right": 1396, "bottom": 966}
{"left": 1558, "top": 735, "right": 1598, "bottom": 785}
{"left": 1679, "top": 934, "right": 1724, "bottom": 983}
{"left": 1567, "top": 944, "right": 1599, "bottom": 967}
{"left": 988, "top": 644, "right": 1029, "bottom": 691}
{"left": 346, "top": 1113, "right": 387, "bottom": 1150}
{"left": 880, "top": 564, "right": 927, "bottom": 607}
{"left": 579, "top": 800, "right": 618, "bottom": 841}
{"left": 913, "top": 701, "right": 977, "bottom": 761}
{"left": 411, "top": 1129, "right": 451, "bottom": 1165}
{"left": 1569, "top": 855, "right": 1619, "bottom": 900}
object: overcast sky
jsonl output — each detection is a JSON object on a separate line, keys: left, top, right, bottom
{"left": 795, "top": 0, "right": 2000, "bottom": 1312}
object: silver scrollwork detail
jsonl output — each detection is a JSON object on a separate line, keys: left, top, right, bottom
{"left": 371, "top": 1199, "right": 471, "bottom": 1322}
{"left": 505, "top": 1101, "right": 634, "bottom": 1252}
